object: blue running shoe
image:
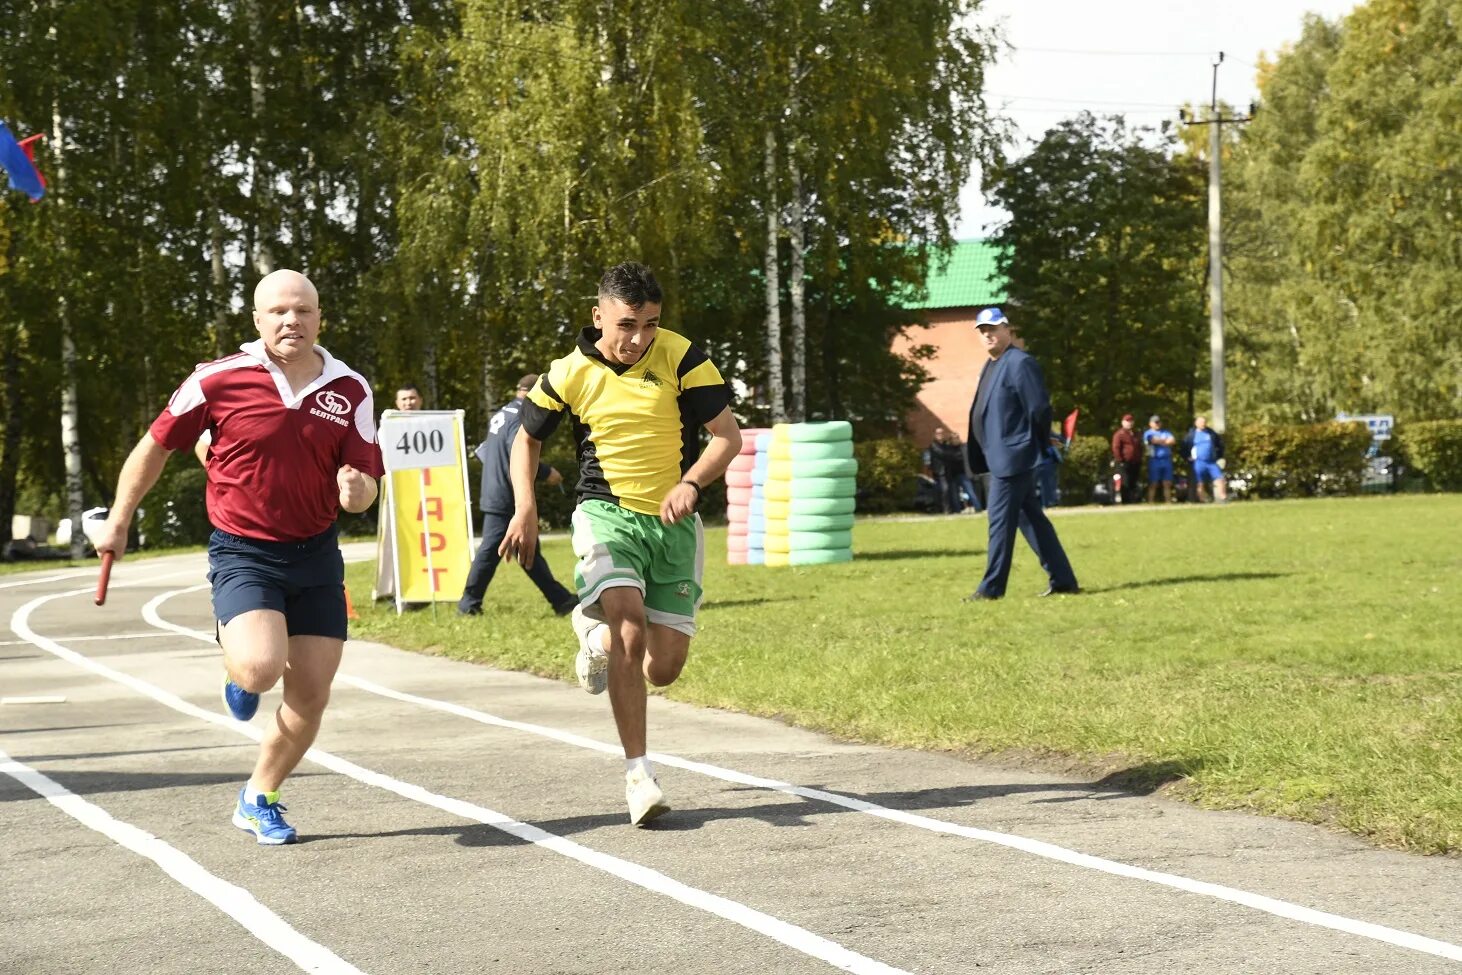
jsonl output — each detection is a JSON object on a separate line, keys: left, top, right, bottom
{"left": 221, "top": 677, "right": 259, "bottom": 721}
{"left": 233, "top": 788, "right": 297, "bottom": 845}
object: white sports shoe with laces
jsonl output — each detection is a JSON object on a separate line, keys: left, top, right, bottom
{"left": 571, "top": 605, "right": 609, "bottom": 695}
{"left": 625, "top": 767, "right": 670, "bottom": 826}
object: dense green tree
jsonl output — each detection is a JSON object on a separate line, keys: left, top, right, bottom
{"left": 984, "top": 112, "right": 1207, "bottom": 432}
{"left": 0, "top": 1, "right": 453, "bottom": 544}
{"left": 1226, "top": 0, "right": 1462, "bottom": 422}
{"left": 0, "top": 0, "right": 996, "bottom": 541}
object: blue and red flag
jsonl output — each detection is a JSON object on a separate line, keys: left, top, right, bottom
{"left": 0, "top": 121, "right": 46, "bottom": 202}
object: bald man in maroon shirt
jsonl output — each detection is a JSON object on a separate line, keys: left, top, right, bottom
{"left": 95, "top": 269, "right": 382, "bottom": 845}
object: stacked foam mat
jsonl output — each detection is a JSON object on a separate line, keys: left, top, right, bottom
{"left": 746, "top": 431, "right": 773, "bottom": 564}
{"left": 724, "top": 427, "right": 769, "bottom": 565}
{"left": 760, "top": 421, "right": 856, "bottom": 566}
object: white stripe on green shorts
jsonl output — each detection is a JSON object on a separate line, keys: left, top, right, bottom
{"left": 571, "top": 500, "right": 703, "bottom": 636}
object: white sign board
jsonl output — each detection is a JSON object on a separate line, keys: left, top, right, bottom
{"left": 1336, "top": 413, "right": 1394, "bottom": 442}
{"left": 379, "top": 410, "right": 459, "bottom": 471}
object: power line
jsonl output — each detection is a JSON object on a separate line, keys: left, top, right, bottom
{"left": 1012, "top": 46, "right": 1219, "bottom": 57}
{"left": 1004, "top": 107, "right": 1175, "bottom": 115}
{"left": 990, "top": 93, "right": 1183, "bottom": 109}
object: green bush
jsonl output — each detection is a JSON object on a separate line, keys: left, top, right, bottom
{"left": 1393, "top": 420, "right": 1462, "bottom": 492}
{"left": 853, "top": 437, "right": 921, "bottom": 512}
{"left": 1057, "top": 436, "right": 1110, "bottom": 505}
{"left": 1228, "top": 421, "right": 1371, "bottom": 498}
{"left": 138, "top": 460, "right": 210, "bottom": 548}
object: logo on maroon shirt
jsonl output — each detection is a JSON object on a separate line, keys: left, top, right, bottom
{"left": 315, "top": 390, "right": 352, "bottom": 415}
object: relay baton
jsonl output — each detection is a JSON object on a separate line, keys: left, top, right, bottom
{"left": 95, "top": 551, "right": 114, "bottom": 606}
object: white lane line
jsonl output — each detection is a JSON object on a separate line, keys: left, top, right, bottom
{"left": 0, "top": 556, "right": 212, "bottom": 592}
{"left": 139, "top": 586, "right": 1462, "bottom": 965}
{"left": 340, "top": 676, "right": 1462, "bottom": 964}
{"left": 21, "top": 587, "right": 912, "bottom": 975}
{"left": 0, "top": 570, "right": 92, "bottom": 589}
{"left": 1, "top": 632, "right": 169, "bottom": 646}
{"left": 0, "top": 746, "right": 367, "bottom": 975}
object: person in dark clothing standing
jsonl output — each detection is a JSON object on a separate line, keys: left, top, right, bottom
{"left": 924, "top": 427, "right": 969, "bottom": 514}
{"left": 458, "top": 374, "right": 578, "bottom": 617}
{"left": 963, "top": 307, "right": 1079, "bottom": 601}
{"left": 1111, "top": 414, "right": 1142, "bottom": 504}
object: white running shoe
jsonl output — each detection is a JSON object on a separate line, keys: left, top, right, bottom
{"left": 625, "top": 768, "right": 670, "bottom": 826}
{"left": 571, "top": 605, "right": 609, "bottom": 695}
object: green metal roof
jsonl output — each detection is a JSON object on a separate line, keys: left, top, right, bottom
{"left": 915, "top": 239, "right": 1006, "bottom": 310}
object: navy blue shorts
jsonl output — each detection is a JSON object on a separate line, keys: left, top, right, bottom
{"left": 207, "top": 526, "right": 347, "bottom": 640}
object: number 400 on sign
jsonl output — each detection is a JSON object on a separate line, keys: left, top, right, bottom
{"left": 380, "top": 413, "right": 457, "bottom": 471}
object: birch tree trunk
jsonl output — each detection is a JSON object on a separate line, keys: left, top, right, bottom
{"left": 787, "top": 140, "right": 807, "bottom": 422}
{"left": 785, "top": 49, "right": 808, "bottom": 422}
{"left": 52, "top": 76, "right": 85, "bottom": 558}
{"left": 0, "top": 328, "right": 23, "bottom": 557}
{"left": 210, "top": 208, "right": 228, "bottom": 359}
{"left": 762, "top": 129, "right": 785, "bottom": 422}
{"left": 246, "top": 0, "right": 274, "bottom": 276}
{"left": 423, "top": 334, "right": 439, "bottom": 410}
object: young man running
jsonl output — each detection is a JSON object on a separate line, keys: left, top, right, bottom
{"left": 499, "top": 261, "right": 741, "bottom": 825}
{"left": 93, "top": 269, "right": 382, "bottom": 845}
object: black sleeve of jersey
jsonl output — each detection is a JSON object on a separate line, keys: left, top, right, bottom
{"left": 675, "top": 344, "right": 710, "bottom": 380}
{"left": 681, "top": 382, "right": 733, "bottom": 426}
{"left": 677, "top": 344, "right": 734, "bottom": 426}
{"left": 521, "top": 397, "right": 564, "bottom": 441}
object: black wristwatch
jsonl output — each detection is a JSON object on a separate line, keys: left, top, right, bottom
{"left": 679, "top": 479, "right": 702, "bottom": 504}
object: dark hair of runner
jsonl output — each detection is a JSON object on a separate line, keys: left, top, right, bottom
{"left": 597, "top": 262, "right": 663, "bottom": 309}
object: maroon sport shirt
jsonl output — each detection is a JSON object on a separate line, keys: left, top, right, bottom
{"left": 150, "top": 341, "right": 384, "bottom": 541}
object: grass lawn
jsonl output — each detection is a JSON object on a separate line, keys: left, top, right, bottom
{"left": 345, "top": 494, "right": 1462, "bottom": 854}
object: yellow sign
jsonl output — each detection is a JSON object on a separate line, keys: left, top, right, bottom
{"left": 377, "top": 411, "right": 475, "bottom": 609}
{"left": 391, "top": 464, "right": 472, "bottom": 603}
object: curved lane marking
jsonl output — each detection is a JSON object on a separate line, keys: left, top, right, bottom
{"left": 14, "top": 584, "right": 912, "bottom": 975}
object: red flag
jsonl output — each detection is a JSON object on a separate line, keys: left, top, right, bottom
{"left": 1062, "top": 409, "right": 1079, "bottom": 445}
{"left": 18, "top": 134, "right": 46, "bottom": 191}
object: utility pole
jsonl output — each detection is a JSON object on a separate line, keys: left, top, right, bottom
{"left": 1180, "top": 53, "right": 1253, "bottom": 434}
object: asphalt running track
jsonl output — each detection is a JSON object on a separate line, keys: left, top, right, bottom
{"left": 2, "top": 547, "right": 1459, "bottom": 974}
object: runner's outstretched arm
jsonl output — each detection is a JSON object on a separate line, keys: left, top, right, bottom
{"left": 95, "top": 433, "right": 174, "bottom": 560}
{"left": 661, "top": 407, "right": 741, "bottom": 525}
{"left": 499, "top": 427, "right": 545, "bottom": 568}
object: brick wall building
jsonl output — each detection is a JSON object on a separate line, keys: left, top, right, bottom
{"left": 891, "top": 241, "right": 1005, "bottom": 447}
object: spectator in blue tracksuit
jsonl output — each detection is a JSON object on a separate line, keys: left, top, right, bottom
{"left": 458, "top": 374, "right": 578, "bottom": 617}
{"left": 1144, "top": 415, "right": 1176, "bottom": 503}
{"left": 1183, "top": 415, "right": 1229, "bottom": 503}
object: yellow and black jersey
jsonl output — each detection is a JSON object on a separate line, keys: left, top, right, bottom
{"left": 522, "top": 326, "right": 733, "bottom": 515}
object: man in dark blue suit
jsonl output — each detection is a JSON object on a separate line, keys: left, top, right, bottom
{"left": 964, "top": 307, "right": 1079, "bottom": 600}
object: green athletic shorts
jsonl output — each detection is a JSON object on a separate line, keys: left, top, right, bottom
{"left": 570, "top": 499, "right": 704, "bottom": 636}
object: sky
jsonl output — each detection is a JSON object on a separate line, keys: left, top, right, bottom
{"left": 955, "top": 0, "right": 1363, "bottom": 237}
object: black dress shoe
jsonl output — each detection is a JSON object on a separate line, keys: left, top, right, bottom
{"left": 963, "top": 590, "right": 1000, "bottom": 602}
{"left": 1039, "top": 586, "right": 1082, "bottom": 597}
